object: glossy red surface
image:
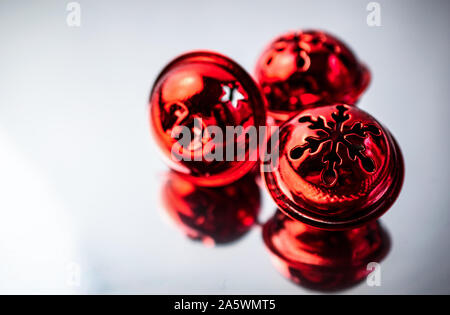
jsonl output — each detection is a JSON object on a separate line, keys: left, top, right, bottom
{"left": 263, "top": 104, "right": 404, "bottom": 230}
{"left": 161, "top": 172, "right": 261, "bottom": 246}
{"left": 150, "top": 51, "right": 266, "bottom": 186}
{"left": 255, "top": 30, "right": 370, "bottom": 124}
{"left": 263, "top": 210, "right": 390, "bottom": 291}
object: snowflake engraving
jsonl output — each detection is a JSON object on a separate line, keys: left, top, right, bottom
{"left": 289, "top": 105, "right": 381, "bottom": 186}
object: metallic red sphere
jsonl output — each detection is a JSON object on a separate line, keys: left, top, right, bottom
{"left": 263, "top": 210, "right": 390, "bottom": 291}
{"left": 255, "top": 30, "right": 370, "bottom": 124}
{"left": 150, "top": 51, "right": 266, "bottom": 186}
{"left": 263, "top": 104, "right": 404, "bottom": 230}
{"left": 161, "top": 172, "right": 260, "bottom": 246}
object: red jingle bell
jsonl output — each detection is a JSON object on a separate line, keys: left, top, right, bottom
{"left": 149, "top": 51, "right": 266, "bottom": 186}
{"left": 263, "top": 210, "right": 390, "bottom": 291}
{"left": 161, "top": 172, "right": 261, "bottom": 246}
{"left": 263, "top": 104, "right": 404, "bottom": 230}
{"left": 255, "top": 30, "right": 370, "bottom": 124}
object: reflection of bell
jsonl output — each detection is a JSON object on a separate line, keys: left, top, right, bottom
{"left": 161, "top": 172, "right": 261, "bottom": 246}
{"left": 263, "top": 210, "right": 390, "bottom": 292}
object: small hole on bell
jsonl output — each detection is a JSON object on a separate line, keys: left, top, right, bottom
{"left": 297, "top": 56, "right": 305, "bottom": 68}
{"left": 290, "top": 146, "right": 304, "bottom": 160}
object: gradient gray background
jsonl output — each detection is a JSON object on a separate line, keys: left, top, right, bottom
{"left": 0, "top": 0, "right": 449, "bottom": 294}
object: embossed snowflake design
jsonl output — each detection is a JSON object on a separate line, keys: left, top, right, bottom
{"left": 289, "top": 105, "right": 381, "bottom": 186}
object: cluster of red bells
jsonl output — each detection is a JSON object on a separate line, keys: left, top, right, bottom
{"left": 149, "top": 30, "right": 404, "bottom": 291}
